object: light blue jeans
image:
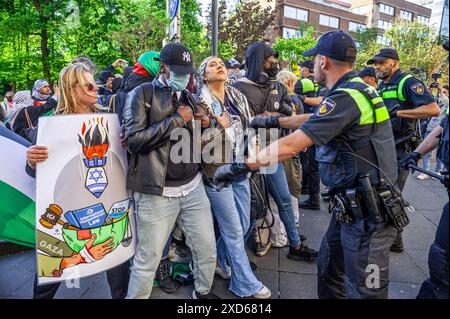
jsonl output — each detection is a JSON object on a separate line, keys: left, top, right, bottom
{"left": 265, "top": 163, "right": 301, "bottom": 247}
{"left": 126, "top": 180, "right": 216, "bottom": 299}
{"left": 205, "top": 178, "right": 263, "bottom": 297}
{"left": 422, "top": 131, "right": 444, "bottom": 172}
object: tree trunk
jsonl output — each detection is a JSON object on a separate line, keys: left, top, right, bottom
{"left": 41, "top": 27, "right": 51, "bottom": 81}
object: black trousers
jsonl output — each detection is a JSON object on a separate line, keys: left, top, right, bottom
{"left": 417, "top": 202, "right": 449, "bottom": 299}
{"left": 307, "top": 144, "right": 320, "bottom": 194}
{"left": 33, "top": 260, "right": 131, "bottom": 299}
{"left": 299, "top": 151, "right": 309, "bottom": 191}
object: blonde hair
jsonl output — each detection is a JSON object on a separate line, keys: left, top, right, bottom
{"left": 55, "top": 63, "right": 102, "bottom": 115}
{"left": 276, "top": 68, "right": 298, "bottom": 88}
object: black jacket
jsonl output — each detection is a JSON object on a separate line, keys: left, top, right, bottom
{"left": 12, "top": 97, "right": 57, "bottom": 142}
{"left": 122, "top": 79, "right": 197, "bottom": 195}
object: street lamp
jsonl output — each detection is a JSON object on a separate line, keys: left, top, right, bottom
{"left": 212, "top": 0, "right": 218, "bottom": 56}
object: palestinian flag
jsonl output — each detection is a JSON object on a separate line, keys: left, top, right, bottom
{"left": 0, "top": 126, "right": 35, "bottom": 247}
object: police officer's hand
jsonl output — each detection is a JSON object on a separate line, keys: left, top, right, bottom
{"left": 250, "top": 115, "right": 280, "bottom": 129}
{"left": 399, "top": 151, "right": 421, "bottom": 170}
{"left": 213, "top": 163, "right": 251, "bottom": 190}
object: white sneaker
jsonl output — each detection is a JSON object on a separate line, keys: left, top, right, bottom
{"left": 252, "top": 285, "right": 271, "bottom": 299}
{"left": 215, "top": 264, "right": 231, "bottom": 280}
{"left": 416, "top": 173, "right": 429, "bottom": 180}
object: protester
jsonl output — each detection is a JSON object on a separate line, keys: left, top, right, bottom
{"left": 225, "top": 57, "right": 244, "bottom": 85}
{"left": 31, "top": 79, "right": 52, "bottom": 107}
{"left": 359, "top": 66, "right": 378, "bottom": 88}
{"left": 1, "top": 91, "right": 14, "bottom": 112}
{"left": 123, "top": 43, "right": 217, "bottom": 299}
{"left": 194, "top": 56, "right": 271, "bottom": 298}
{"left": 6, "top": 91, "right": 35, "bottom": 129}
{"left": 25, "top": 63, "right": 131, "bottom": 299}
{"left": 233, "top": 42, "right": 317, "bottom": 261}
{"left": 418, "top": 84, "right": 448, "bottom": 179}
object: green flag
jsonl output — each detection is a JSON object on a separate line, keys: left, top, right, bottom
{"left": 0, "top": 127, "right": 35, "bottom": 247}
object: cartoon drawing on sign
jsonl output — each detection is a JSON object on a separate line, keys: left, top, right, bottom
{"left": 79, "top": 118, "right": 109, "bottom": 198}
{"left": 36, "top": 116, "right": 133, "bottom": 280}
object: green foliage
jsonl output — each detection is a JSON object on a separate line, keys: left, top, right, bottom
{"left": 272, "top": 26, "right": 316, "bottom": 67}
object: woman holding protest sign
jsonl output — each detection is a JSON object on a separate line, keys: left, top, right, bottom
{"left": 26, "top": 63, "right": 130, "bottom": 299}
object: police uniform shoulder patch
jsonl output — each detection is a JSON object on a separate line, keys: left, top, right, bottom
{"left": 411, "top": 82, "right": 425, "bottom": 95}
{"left": 317, "top": 99, "right": 336, "bottom": 116}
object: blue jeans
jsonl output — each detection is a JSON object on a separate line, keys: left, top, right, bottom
{"left": 205, "top": 179, "right": 262, "bottom": 297}
{"left": 422, "top": 131, "right": 443, "bottom": 172}
{"left": 127, "top": 180, "right": 216, "bottom": 299}
{"left": 265, "top": 163, "right": 301, "bottom": 247}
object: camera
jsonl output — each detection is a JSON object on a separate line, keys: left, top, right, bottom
{"left": 431, "top": 73, "right": 442, "bottom": 80}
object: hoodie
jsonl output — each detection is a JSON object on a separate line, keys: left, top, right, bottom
{"left": 233, "top": 42, "right": 293, "bottom": 116}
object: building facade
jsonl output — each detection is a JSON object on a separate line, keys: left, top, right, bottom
{"left": 347, "top": 0, "right": 432, "bottom": 44}
{"left": 417, "top": 0, "right": 449, "bottom": 40}
{"left": 271, "top": 0, "right": 368, "bottom": 39}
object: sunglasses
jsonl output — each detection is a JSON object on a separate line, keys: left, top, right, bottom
{"left": 84, "top": 83, "right": 97, "bottom": 91}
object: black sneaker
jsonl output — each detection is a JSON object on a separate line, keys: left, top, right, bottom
{"left": 192, "top": 290, "right": 220, "bottom": 299}
{"left": 287, "top": 244, "right": 318, "bottom": 261}
{"left": 298, "top": 194, "right": 321, "bottom": 210}
{"left": 155, "top": 258, "right": 179, "bottom": 293}
{"left": 299, "top": 234, "right": 307, "bottom": 242}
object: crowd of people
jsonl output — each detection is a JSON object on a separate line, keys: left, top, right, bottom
{"left": 1, "top": 29, "right": 448, "bottom": 300}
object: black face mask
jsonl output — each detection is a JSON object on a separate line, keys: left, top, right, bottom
{"left": 266, "top": 63, "right": 279, "bottom": 79}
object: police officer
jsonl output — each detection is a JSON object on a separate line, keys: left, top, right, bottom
{"left": 215, "top": 31, "right": 403, "bottom": 299}
{"left": 399, "top": 41, "right": 449, "bottom": 299}
{"left": 368, "top": 48, "right": 440, "bottom": 253}
{"left": 295, "top": 60, "right": 327, "bottom": 210}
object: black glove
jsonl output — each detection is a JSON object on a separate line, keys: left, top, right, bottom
{"left": 250, "top": 116, "right": 280, "bottom": 129}
{"left": 213, "top": 163, "right": 251, "bottom": 190}
{"left": 399, "top": 151, "right": 421, "bottom": 170}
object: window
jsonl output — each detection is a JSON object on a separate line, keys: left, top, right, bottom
{"left": 379, "top": 3, "right": 394, "bottom": 16}
{"left": 377, "top": 19, "right": 391, "bottom": 30}
{"left": 284, "top": 5, "right": 308, "bottom": 22}
{"left": 319, "top": 14, "right": 339, "bottom": 28}
{"left": 400, "top": 10, "right": 412, "bottom": 21}
{"left": 377, "top": 35, "right": 390, "bottom": 45}
{"left": 348, "top": 21, "right": 366, "bottom": 32}
{"left": 417, "top": 15, "right": 430, "bottom": 24}
{"left": 283, "top": 27, "right": 303, "bottom": 39}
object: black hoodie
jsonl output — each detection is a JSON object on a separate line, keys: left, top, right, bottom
{"left": 233, "top": 42, "right": 294, "bottom": 116}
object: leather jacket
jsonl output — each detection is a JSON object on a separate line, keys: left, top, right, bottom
{"left": 122, "top": 78, "right": 194, "bottom": 195}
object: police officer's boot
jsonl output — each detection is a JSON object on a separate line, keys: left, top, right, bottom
{"left": 298, "top": 194, "right": 320, "bottom": 210}
{"left": 390, "top": 231, "right": 405, "bottom": 253}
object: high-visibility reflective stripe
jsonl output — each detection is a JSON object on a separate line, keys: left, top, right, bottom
{"left": 382, "top": 91, "right": 398, "bottom": 99}
{"left": 371, "top": 97, "right": 384, "bottom": 105}
{"left": 338, "top": 88, "right": 390, "bottom": 125}
{"left": 375, "top": 106, "right": 390, "bottom": 122}
{"left": 338, "top": 88, "right": 374, "bottom": 125}
{"left": 301, "top": 78, "right": 315, "bottom": 93}
{"left": 398, "top": 74, "right": 412, "bottom": 102}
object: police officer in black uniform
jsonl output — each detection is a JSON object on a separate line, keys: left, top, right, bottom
{"left": 295, "top": 60, "right": 322, "bottom": 210}
{"left": 399, "top": 41, "right": 449, "bottom": 299}
{"left": 214, "top": 31, "right": 407, "bottom": 299}
{"left": 368, "top": 48, "right": 440, "bottom": 252}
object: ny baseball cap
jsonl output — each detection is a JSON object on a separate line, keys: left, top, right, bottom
{"left": 303, "top": 30, "right": 357, "bottom": 62}
{"left": 359, "top": 66, "right": 376, "bottom": 78}
{"left": 159, "top": 43, "right": 196, "bottom": 75}
{"left": 298, "top": 60, "right": 315, "bottom": 72}
{"left": 367, "top": 48, "right": 399, "bottom": 64}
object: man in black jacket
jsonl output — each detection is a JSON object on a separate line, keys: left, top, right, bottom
{"left": 233, "top": 42, "right": 317, "bottom": 261}
{"left": 122, "top": 43, "right": 217, "bottom": 299}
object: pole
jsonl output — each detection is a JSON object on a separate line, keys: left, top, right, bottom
{"left": 212, "top": 0, "right": 218, "bottom": 56}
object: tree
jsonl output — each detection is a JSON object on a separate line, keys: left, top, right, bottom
{"left": 108, "top": 0, "right": 168, "bottom": 62}
{"left": 272, "top": 25, "right": 317, "bottom": 68}
{"left": 385, "top": 18, "right": 448, "bottom": 83}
